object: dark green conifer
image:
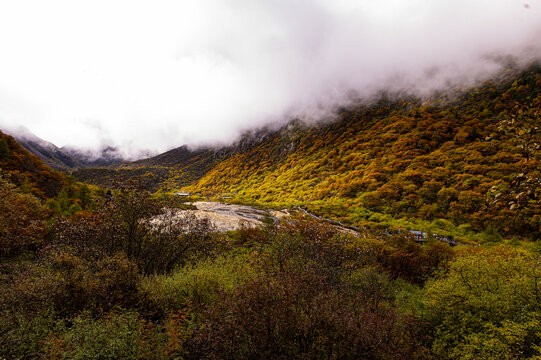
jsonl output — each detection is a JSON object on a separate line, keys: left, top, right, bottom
{"left": 0, "top": 138, "right": 9, "bottom": 160}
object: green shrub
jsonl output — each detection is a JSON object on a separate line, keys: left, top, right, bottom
{"left": 3, "top": 249, "right": 141, "bottom": 318}
{"left": 142, "top": 253, "right": 259, "bottom": 313}
{"left": 424, "top": 246, "right": 541, "bottom": 359}
{"left": 0, "top": 308, "right": 56, "bottom": 359}
{"left": 0, "top": 176, "right": 48, "bottom": 258}
{"left": 45, "top": 311, "right": 151, "bottom": 360}
{"left": 185, "top": 270, "right": 429, "bottom": 360}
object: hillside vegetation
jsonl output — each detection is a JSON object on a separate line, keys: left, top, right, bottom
{"left": 2, "top": 79, "right": 541, "bottom": 358}
{"left": 179, "top": 65, "right": 540, "bottom": 240}
{"left": 0, "top": 131, "right": 66, "bottom": 198}
{"left": 72, "top": 145, "right": 220, "bottom": 191}
{"left": 71, "top": 66, "right": 541, "bottom": 240}
{"left": 1, "top": 175, "right": 540, "bottom": 359}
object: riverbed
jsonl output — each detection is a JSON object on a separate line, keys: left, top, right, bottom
{"left": 185, "top": 201, "right": 290, "bottom": 232}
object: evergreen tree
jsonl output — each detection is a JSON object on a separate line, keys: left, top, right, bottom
{"left": 0, "top": 138, "right": 9, "bottom": 161}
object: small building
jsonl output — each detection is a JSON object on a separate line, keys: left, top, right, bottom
{"left": 409, "top": 230, "right": 428, "bottom": 241}
{"left": 173, "top": 192, "right": 190, "bottom": 196}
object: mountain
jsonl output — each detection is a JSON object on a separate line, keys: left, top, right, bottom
{"left": 72, "top": 64, "right": 541, "bottom": 240}
{"left": 61, "top": 145, "right": 126, "bottom": 168}
{"left": 6, "top": 127, "right": 80, "bottom": 171}
{"left": 1, "top": 127, "right": 126, "bottom": 171}
{"left": 0, "top": 130, "right": 66, "bottom": 198}
{"left": 72, "top": 145, "right": 217, "bottom": 190}
{"left": 72, "top": 130, "right": 277, "bottom": 190}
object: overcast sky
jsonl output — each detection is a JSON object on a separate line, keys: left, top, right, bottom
{"left": 0, "top": 0, "right": 540, "bottom": 158}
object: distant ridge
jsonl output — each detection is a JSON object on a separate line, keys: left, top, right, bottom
{"left": 61, "top": 145, "right": 126, "bottom": 169}
{"left": 4, "top": 126, "right": 79, "bottom": 171}
{"left": 1, "top": 127, "right": 126, "bottom": 171}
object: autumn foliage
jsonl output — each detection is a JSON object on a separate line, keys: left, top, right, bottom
{"left": 176, "top": 65, "right": 541, "bottom": 240}
{"left": 0, "top": 131, "right": 65, "bottom": 199}
{"left": 1, "top": 65, "right": 541, "bottom": 359}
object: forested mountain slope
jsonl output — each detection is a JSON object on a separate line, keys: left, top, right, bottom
{"left": 0, "top": 131, "right": 66, "bottom": 198}
{"left": 73, "top": 65, "right": 541, "bottom": 239}
{"left": 11, "top": 130, "right": 80, "bottom": 171}
{"left": 181, "top": 65, "right": 540, "bottom": 239}
{"left": 72, "top": 132, "right": 272, "bottom": 190}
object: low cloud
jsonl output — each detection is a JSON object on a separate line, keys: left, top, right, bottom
{"left": 0, "top": 0, "right": 540, "bottom": 158}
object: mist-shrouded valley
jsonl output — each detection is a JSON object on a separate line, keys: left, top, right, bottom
{"left": 2, "top": 1, "right": 541, "bottom": 359}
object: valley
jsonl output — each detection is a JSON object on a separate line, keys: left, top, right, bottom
{"left": 67, "top": 64, "right": 541, "bottom": 242}
{"left": 1, "top": 61, "right": 540, "bottom": 360}
{"left": 2, "top": 2, "right": 541, "bottom": 358}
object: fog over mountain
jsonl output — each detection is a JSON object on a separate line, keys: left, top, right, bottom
{"left": 0, "top": 0, "right": 540, "bottom": 159}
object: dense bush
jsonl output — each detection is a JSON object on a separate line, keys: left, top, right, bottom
{"left": 1, "top": 249, "right": 140, "bottom": 317}
{"left": 424, "top": 246, "right": 541, "bottom": 359}
{"left": 142, "top": 253, "right": 260, "bottom": 313}
{"left": 0, "top": 175, "right": 48, "bottom": 258}
{"left": 185, "top": 270, "right": 429, "bottom": 360}
{"left": 262, "top": 217, "right": 455, "bottom": 284}
{"left": 46, "top": 181, "right": 94, "bottom": 217}
{"left": 44, "top": 311, "right": 155, "bottom": 360}
{"left": 53, "top": 182, "right": 218, "bottom": 275}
